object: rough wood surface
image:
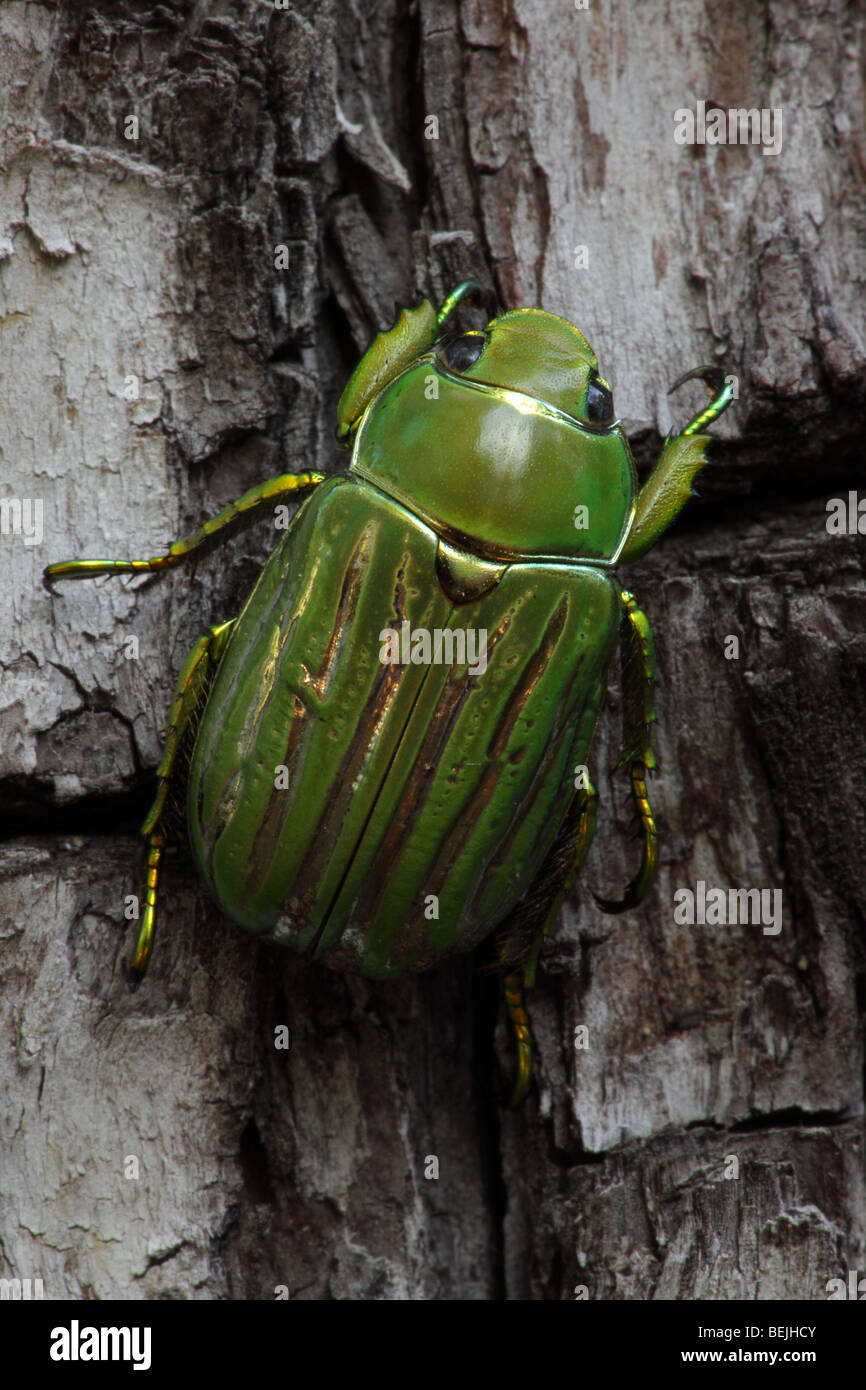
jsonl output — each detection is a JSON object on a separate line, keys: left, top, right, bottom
{"left": 1, "top": 0, "right": 863, "bottom": 1299}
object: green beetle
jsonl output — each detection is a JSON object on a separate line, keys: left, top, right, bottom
{"left": 44, "top": 282, "right": 733, "bottom": 1104}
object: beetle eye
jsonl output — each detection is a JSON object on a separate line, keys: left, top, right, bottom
{"left": 441, "top": 333, "right": 486, "bottom": 373}
{"left": 584, "top": 376, "right": 614, "bottom": 425}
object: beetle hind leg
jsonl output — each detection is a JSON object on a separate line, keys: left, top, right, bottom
{"left": 130, "top": 619, "right": 235, "bottom": 981}
{"left": 502, "top": 971, "right": 534, "bottom": 1109}
{"left": 495, "top": 782, "right": 598, "bottom": 1107}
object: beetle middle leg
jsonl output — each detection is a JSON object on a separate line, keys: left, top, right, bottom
{"left": 130, "top": 618, "right": 235, "bottom": 981}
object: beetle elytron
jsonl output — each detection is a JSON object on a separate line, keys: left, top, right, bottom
{"left": 44, "top": 282, "right": 732, "bottom": 1104}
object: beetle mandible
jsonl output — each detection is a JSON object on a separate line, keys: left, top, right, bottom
{"left": 44, "top": 281, "right": 733, "bottom": 1105}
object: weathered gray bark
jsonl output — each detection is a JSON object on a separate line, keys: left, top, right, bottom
{"left": 1, "top": 0, "right": 864, "bottom": 1299}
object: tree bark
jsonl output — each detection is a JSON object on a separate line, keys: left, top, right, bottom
{"left": 1, "top": 0, "right": 864, "bottom": 1300}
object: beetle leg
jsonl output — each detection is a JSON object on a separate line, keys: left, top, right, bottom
{"left": 595, "top": 591, "right": 659, "bottom": 913}
{"left": 669, "top": 364, "right": 735, "bottom": 437}
{"left": 503, "top": 971, "right": 533, "bottom": 1108}
{"left": 130, "top": 829, "right": 164, "bottom": 983}
{"left": 43, "top": 472, "right": 324, "bottom": 586}
{"left": 499, "top": 782, "right": 598, "bottom": 1107}
{"left": 617, "top": 367, "right": 734, "bottom": 565}
{"left": 131, "top": 619, "right": 235, "bottom": 982}
{"left": 558, "top": 780, "right": 599, "bottom": 907}
{"left": 436, "top": 280, "right": 499, "bottom": 330}
{"left": 492, "top": 781, "right": 597, "bottom": 975}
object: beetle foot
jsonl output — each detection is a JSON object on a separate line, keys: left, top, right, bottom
{"left": 668, "top": 364, "right": 735, "bottom": 437}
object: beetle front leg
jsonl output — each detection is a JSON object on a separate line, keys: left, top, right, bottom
{"left": 43, "top": 471, "right": 324, "bottom": 586}
{"left": 131, "top": 619, "right": 235, "bottom": 981}
{"left": 617, "top": 368, "right": 733, "bottom": 565}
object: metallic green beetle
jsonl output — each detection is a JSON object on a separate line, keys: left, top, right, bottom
{"left": 44, "top": 282, "right": 733, "bottom": 1105}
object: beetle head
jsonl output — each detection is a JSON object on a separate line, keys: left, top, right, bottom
{"left": 347, "top": 307, "right": 637, "bottom": 566}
